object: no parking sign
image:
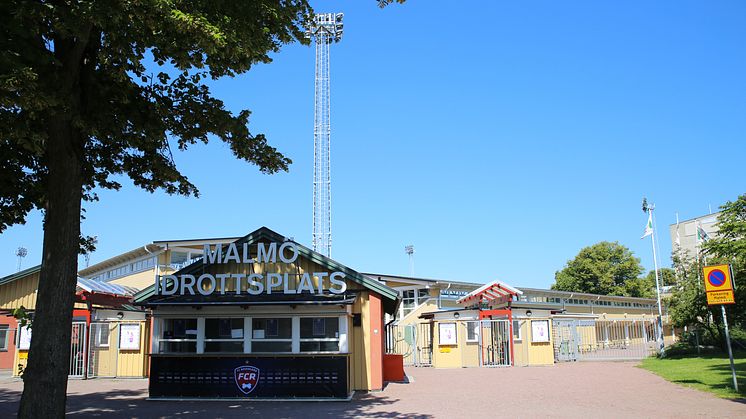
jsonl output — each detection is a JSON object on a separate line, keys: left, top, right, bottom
{"left": 703, "top": 264, "right": 735, "bottom": 305}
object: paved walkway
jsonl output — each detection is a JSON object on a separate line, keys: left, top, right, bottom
{"left": 1, "top": 362, "right": 744, "bottom": 418}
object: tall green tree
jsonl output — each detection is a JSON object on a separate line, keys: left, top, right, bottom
{"left": 668, "top": 193, "right": 746, "bottom": 348}
{"left": 552, "top": 241, "right": 645, "bottom": 296}
{"left": 0, "top": 2, "right": 314, "bottom": 417}
{"left": 645, "top": 267, "right": 677, "bottom": 287}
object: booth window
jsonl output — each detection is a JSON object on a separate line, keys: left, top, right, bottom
{"left": 204, "top": 318, "right": 244, "bottom": 353}
{"left": 0, "top": 325, "right": 8, "bottom": 351}
{"left": 513, "top": 320, "right": 522, "bottom": 341}
{"left": 160, "top": 318, "right": 197, "bottom": 353}
{"left": 300, "top": 317, "right": 339, "bottom": 352}
{"left": 94, "top": 324, "right": 110, "bottom": 347}
{"left": 252, "top": 318, "right": 292, "bottom": 352}
{"left": 466, "top": 321, "right": 479, "bottom": 342}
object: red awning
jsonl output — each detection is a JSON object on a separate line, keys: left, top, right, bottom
{"left": 457, "top": 280, "right": 522, "bottom": 307}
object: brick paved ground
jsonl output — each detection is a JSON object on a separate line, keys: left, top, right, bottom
{"left": 1, "top": 362, "right": 745, "bottom": 418}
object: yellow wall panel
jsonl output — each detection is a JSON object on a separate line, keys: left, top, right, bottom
{"left": 0, "top": 272, "right": 39, "bottom": 310}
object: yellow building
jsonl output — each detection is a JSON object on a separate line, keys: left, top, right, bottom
{"left": 122, "top": 227, "right": 399, "bottom": 399}
{"left": 379, "top": 276, "right": 674, "bottom": 367}
{"left": 0, "top": 266, "right": 148, "bottom": 377}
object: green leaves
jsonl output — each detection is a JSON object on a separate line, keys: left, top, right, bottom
{"left": 0, "top": 0, "right": 312, "bottom": 233}
{"left": 552, "top": 241, "right": 645, "bottom": 296}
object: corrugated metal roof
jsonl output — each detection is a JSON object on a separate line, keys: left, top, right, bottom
{"left": 77, "top": 277, "right": 139, "bottom": 296}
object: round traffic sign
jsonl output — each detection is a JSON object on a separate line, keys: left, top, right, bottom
{"left": 708, "top": 269, "right": 726, "bottom": 287}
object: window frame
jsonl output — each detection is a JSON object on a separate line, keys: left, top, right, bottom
{"left": 203, "top": 317, "right": 245, "bottom": 354}
{"left": 158, "top": 318, "right": 199, "bottom": 354}
{"left": 465, "top": 321, "right": 479, "bottom": 343}
{"left": 299, "top": 316, "right": 341, "bottom": 353}
{"left": 250, "top": 317, "right": 294, "bottom": 354}
{"left": 0, "top": 325, "right": 8, "bottom": 351}
{"left": 94, "top": 324, "right": 110, "bottom": 348}
{"left": 155, "top": 315, "right": 348, "bottom": 355}
{"left": 512, "top": 320, "right": 522, "bottom": 341}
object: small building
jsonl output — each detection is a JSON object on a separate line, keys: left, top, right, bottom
{"left": 382, "top": 275, "right": 672, "bottom": 367}
{"left": 0, "top": 266, "right": 148, "bottom": 377}
{"left": 133, "top": 227, "right": 399, "bottom": 399}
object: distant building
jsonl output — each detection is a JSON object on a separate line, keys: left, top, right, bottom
{"left": 669, "top": 212, "right": 720, "bottom": 261}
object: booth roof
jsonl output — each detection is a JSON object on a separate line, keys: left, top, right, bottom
{"left": 457, "top": 279, "right": 522, "bottom": 307}
{"left": 134, "top": 227, "right": 400, "bottom": 314}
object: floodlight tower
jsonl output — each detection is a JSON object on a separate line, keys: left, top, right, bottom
{"left": 16, "top": 247, "right": 27, "bottom": 272}
{"left": 405, "top": 245, "right": 415, "bottom": 276}
{"left": 308, "top": 13, "right": 343, "bottom": 258}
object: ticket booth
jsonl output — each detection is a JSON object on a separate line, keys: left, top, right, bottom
{"left": 134, "top": 227, "right": 399, "bottom": 399}
{"left": 414, "top": 280, "right": 521, "bottom": 368}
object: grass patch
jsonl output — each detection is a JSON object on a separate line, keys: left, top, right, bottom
{"left": 640, "top": 351, "right": 746, "bottom": 399}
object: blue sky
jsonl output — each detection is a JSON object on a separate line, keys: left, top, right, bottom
{"left": 1, "top": 0, "right": 745, "bottom": 289}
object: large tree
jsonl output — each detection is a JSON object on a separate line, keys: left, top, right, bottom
{"left": 668, "top": 193, "right": 746, "bottom": 346}
{"left": 0, "top": 2, "right": 315, "bottom": 417}
{"left": 552, "top": 241, "right": 645, "bottom": 296}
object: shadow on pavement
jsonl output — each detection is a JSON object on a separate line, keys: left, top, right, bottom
{"left": 0, "top": 387, "right": 433, "bottom": 418}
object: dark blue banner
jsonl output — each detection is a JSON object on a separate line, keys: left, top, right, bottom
{"left": 149, "top": 355, "right": 349, "bottom": 399}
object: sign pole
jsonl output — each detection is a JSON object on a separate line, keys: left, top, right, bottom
{"left": 702, "top": 263, "right": 738, "bottom": 392}
{"left": 720, "top": 304, "right": 738, "bottom": 392}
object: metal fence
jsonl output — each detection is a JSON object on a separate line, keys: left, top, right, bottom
{"left": 385, "top": 322, "right": 433, "bottom": 366}
{"left": 553, "top": 318, "right": 660, "bottom": 362}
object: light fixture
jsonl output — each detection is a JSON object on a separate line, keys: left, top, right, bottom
{"left": 116, "top": 312, "right": 124, "bottom": 320}
{"left": 454, "top": 312, "right": 460, "bottom": 319}
{"left": 526, "top": 310, "right": 532, "bottom": 317}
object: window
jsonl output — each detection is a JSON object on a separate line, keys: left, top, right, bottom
{"left": 401, "top": 290, "right": 416, "bottom": 317}
{"left": 400, "top": 288, "right": 430, "bottom": 318}
{"left": 159, "top": 318, "right": 197, "bottom": 353}
{"left": 418, "top": 289, "right": 429, "bottom": 302}
{"left": 0, "top": 325, "right": 8, "bottom": 351}
{"left": 169, "top": 250, "right": 202, "bottom": 270}
{"left": 251, "top": 318, "right": 292, "bottom": 352}
{"left": 204, "top": 318, "right": 244, "bottom": 353}
{"left": 466, "top": 321, "right": 479, "bottom": 342}
{"left": 300, "top": 317, "right": 340, "bottom": 352}
{"left": 94, "top": 324, "right": 110, "bottom": 347}
{"left": 513, "top": 320, "right": 522, "bottom": 341}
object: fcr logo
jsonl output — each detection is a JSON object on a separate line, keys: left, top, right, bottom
{"left": 234, "top": 366, "right": 260, "bottom": 395}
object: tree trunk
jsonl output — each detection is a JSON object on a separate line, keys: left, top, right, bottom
{"left": 17, "top": 113, "right": 83, "bottom": 418}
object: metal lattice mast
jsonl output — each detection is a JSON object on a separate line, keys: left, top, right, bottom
{"left": 308, "top": 13, "right": 343, "bottom": 258}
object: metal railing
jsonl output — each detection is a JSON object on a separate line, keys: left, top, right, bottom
{"left": 553, "top": 318, "right": 660, "bottom": 362}
{"left": 385, "top": 323, "right": 433, "bottom": 366}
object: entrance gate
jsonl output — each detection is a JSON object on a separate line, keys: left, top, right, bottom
{"left": 553, "top": 319, "right": 579, "bottom": 362}
{"left": 69, "top": 322, "right": 87, "bottom": 377}
{"left": 385, "top": 322, "right": 433, "bottom": 366}
{"left": 479, "top": 320, "right": 511, "bottom": 367}
{"left": 552, "top": 318, "right": 660, "bottom": 362}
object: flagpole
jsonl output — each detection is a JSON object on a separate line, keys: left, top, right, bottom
{"left": 647, "top": 204, "right": 665, "bottom": 354}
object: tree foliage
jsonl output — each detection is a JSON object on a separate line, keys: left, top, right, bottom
{"left": 667, "top": 193, "right": 746, "bottom": 348}
{"left": 0, "top": 1, "right": 314, "bottom": 417}
{"left": 1, "top": 1, "right": 311, "bottom": 227}
{"left": 552, "top": 241, "right": 646, "bottom": 296}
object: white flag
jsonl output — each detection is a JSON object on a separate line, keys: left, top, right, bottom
{"left": 641, "top": 213, "right": 653, "bottom": 239}
{"left": 696, "top": 220, "right": 710, "bottom": 243}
